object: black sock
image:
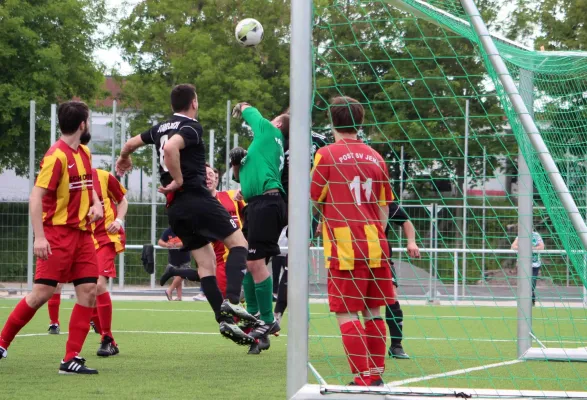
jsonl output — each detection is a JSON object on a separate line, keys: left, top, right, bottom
{"left": 385, "top": 301, "right": 403, "bottom": 346}
{"left": 225, "top": 246, "right": 248, "bottom": 304}
{"left": 174, "top": 267, "right": 199, "bottom": 281}
{"left": 200, "top": 276, "right": 225, "bottom": 322}
{"left": 274, "top": 266, "right": 288, "bottom": 315}
{"left": 272, "top": 256, "right": 285, "bottom": 293}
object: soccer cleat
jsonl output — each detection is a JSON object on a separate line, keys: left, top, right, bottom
{"left": 239, "top": 313, "right": 260, "bottom": 335}
{"left": 90, "top": 321, "right": 100, "bottom": 334}
{"left": 220, "top": 299, "right": 258, "bottom": 323}
{"left": 370, "top": 379, "right": 384, "bottom": 387}
{"left": 59, "top": 356, "right": 98, "bottom": 375}
{"left": 273, "top": 312, "right": 283, "bottom": 336}
{"left": 388, "top": 344, "right": 410, "bottom": 359}
{"left": 0, "top": 346, "right": 7, "bottom": 360}
{"left": 219, "top": 320, "right": 256, "bottom": 346}
{"left": 48, "top": 324, "right": 60, "bottom": 335}
{"left": 247, "top": 335, "right": 271, "bottom": 355}
{"left": 192, "top": 293, "right": 207, "bottom": 302}
{"left": 159, "top": 265, "right": 177, "bottom": 286}
{"left": 250, "top": 319, "right": 280, "bottom": 341}
{"left": 96, "top": 335, "right": 119, "bottom": 357}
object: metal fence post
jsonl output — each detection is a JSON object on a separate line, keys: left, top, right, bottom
{"left": 151, "top": 137, "right": 157, "bottom": 289}
{"left": 226, "top": 100, "right": 231, "bottom": 190}
{"left": 111, "top": 100, "right": 117, "bottom": 175}
{"left": 50, "top": 104, "right": 57, "bottom": 145}
{"left": 462, "top": 99, "right": 470, "bottom": 296}
{"left": 119, "top": 114, "right": 127, "bottom": 290}
{"left": 27, "top": 100, "right": 36, "bottom": 291}
{"left": 209, "top": 129, "right": 215, "bottom": 168}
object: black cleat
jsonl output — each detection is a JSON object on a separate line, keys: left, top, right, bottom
{"left": 0, "top": 346, "right": 7, "bottom": 360}
{"left": 248, "top": 335, "right": 270, "bottom": 354}
{"left": 219, "top": 321, "right": 255, "bottom": 346}
{"left": 159, "top": 265, "right": 177, "bottom": 286}
{"left": 370, "top": 379, "right": 384, "bottom": 387}
{"left": 89, "top": 321, "right": 99, "bottom": 334}
{"left": 59, "top": 356, "right": 98, "bottom": 375}
{"left": 48, "top": 324, "right": 60, "bottom": 335}
{"left": 388, "top": 344, "right": 410, "bottom": 359}
{"left": 220, "top": 299, "right": 259, "bottom": 323}
{"left": 97, "top": 335, "right": 119, "bottom": 357}
{"left": 250, "top": 319, "right": 280, "bottom": 340}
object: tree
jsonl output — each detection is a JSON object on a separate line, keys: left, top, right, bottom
{"left": 113, "top": 0, "right": 292, "bottom": 178}
{"left": 0, "top": 0, "right": 106, "bottom": 176}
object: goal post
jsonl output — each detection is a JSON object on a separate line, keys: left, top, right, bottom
{"left": 287, "top": 0, "right": 587, "bottom": 399}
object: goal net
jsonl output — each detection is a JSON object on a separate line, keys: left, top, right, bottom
{"left": 291, "top": 0, "right": 587, "bottom": 398}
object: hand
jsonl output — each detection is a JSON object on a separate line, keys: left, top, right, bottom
{"left": 34, "top": 237, "right": 52, "bottom": 260}
{"left": 232, "top": 190, "right": 244, "bottom": 202}
{"left": 158, "top": 180, "right": 181, "bottom": 195}
{"left": 231, "top": 102, "right": 250, "bottom": 119}
{"left": 315, "top": 222, "right": 323, "bottom": 237}
{"left": 88, "top": 203, "right": 103, "bottom": 223}
{"left": 106, "top": 220, "right": 123, "bottom": 234}
{"left": 116, "top": 156, "right": 132, "bottom": 176}
{"left": 407, "top": 242, "right": 421, "bottom": 258}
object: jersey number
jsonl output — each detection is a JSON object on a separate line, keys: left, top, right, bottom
{"left": 349, "top": 176, "right": 372, "bottom": 205}
{"left": 159, "top": 134, "right": 169, "bottom": 172}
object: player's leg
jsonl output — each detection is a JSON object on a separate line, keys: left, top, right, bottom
{"left": 273, "top": 258, "right": 288, "bottom": 322}
{"left": 48, "top": 283, "right": 63, "bottom": 334}
{"left": 96, "top": 272, "right": 119, "bottom": 357}
{"left": 386, "top": 301, "right": 409, "bottom": 359}
{"left": 216, "top": 260, "right": 227, "bottom": 298}
{"left": 167, "top": 276, "right": 183, "bottom": 300}
{"left": 329, "top": 268, "right": 371, "bottom": 386}
{"left": 60, "top": 230, "right": 99, "bottom": 374}
{"left": 271, "top": 256, "right": 282, "bottom": 300}
{"left": 532, "top": 267, "right": 539, "bottom": 306}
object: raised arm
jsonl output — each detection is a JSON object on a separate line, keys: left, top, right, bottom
{"left": 117, "top": 135, "right": 147, "bottom": 176}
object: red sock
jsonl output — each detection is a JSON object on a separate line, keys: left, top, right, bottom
{"left": 47, "top": 293, "right": 61, "bottom": 325}
{"left": 64, "top": 303, "right": 93, "bottom": 361}
{"left": 364, "top": 318, "right": 387, "bottom": 382}
{"left": 340, "top": 320, "right": 370, "bottom": 386}
{"left": 0, "top": 298, "right": 38, "bottom": 349}
{"left": 96, "top": 292, "right": 114, "bottom": 343}
{"left": 91, "top": 307, "right": 102, "bottom": 334}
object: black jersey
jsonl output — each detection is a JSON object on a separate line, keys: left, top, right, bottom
{"left": 140, "top": 113, "right": 207, "bottom": 192}
{"left": 385, "top": 202, "right": 410, "bottom": 236}
{"left": 281, "top": 131, "right": 329, "bottom": 199}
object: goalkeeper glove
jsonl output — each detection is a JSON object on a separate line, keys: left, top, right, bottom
{"left": 229, "top": 146, "right": 247, "bottom": 166}
{"left": 231, "top": 102, "right": 250, "bottom": 119}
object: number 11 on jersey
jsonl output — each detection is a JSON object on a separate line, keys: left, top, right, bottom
{"left": 349, "top": 176, "right": 372, "bottom": 205}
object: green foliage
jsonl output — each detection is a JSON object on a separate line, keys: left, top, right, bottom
{"left": 0, "top": 0, "right": 106, "bottom": 176}
{"left": 113, "top": 0, "right": 292, "bottom": 177}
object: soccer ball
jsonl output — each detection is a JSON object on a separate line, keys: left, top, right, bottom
{"left": 235, "top": 18, "right": 264, "bottom": 47}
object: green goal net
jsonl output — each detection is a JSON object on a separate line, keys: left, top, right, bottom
{"left": 304, "top": 0, "right": 587, "bottom": 396}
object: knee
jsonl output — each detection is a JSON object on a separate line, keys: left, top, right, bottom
{"left": 198, "top": 260, "right": 216, "bottom": 277}
{"left": 96, "top": 281, "right": 108, "bottom": 296}
{"left": 75, "top": 283, "right": 97, "bottom": 307}
{"left": 27, "top": 285, "right": 56, "bottom": 309}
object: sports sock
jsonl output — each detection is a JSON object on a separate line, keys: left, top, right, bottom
{"left": 48, "top": 293, "right": 61, "bottom": 325}
{"left": 96, "top": 292, "right": 114, "bottom": 343}
{"left": 274, "top": 266, "right": 288, "bottom": 315}
{"left": 0, "top": 298, "right": 38, "bottom": 349}
{"left": 64, "top": 303, "right": 93, "bottom": 361}
{"left": 254, "top": 276, "right": 274, "bottom": 324}
{"left": 271, "top": 256, "right": 285, "bottom": 293}
{"left": 91, "top": 307, "right": 102, "bottom": 334}
{"left": 224, "top": 246, "right": 248, "bottom": 304}
{"left": 242, "top": 272, "right": 258, "bottom": 315}
{"left": 385, "top": 301, "right": 403, "bottom": 346}
{"left": 340, "top": 320, "right": 370, "bottom": 386}
{"left": 174, "top": 267, "right": 199, "bottom": 281}
{"left": 200, "top": 276, "right": 224, "bottom": 322}
{"left": 364, "top": 318, "right": 387, "bottom": 382}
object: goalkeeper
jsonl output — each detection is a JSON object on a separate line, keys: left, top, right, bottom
{"left": 385, "top": 202, "right": 420, "bottom": 359}
{"left": 231, "top": 103, "right": 288, "bottom": 355}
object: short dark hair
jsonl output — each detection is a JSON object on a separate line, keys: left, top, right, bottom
{"left": 58, "top": 101, "right": 89, "bottom": 135}
{"left": 328, "top": 96, "right": 364, "bottom": 133}
{"left": 278, "top": 114, "right": 290, "bottom": 139}
{"left": 171, "top": 84, "right": 196, "bottom": 112}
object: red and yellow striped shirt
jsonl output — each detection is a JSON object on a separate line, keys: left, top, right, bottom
{"left": 213, "top": 190, "right": 245, "bottom": 265}
{"left": 36, "top": 140, "right": 94, "bottom": 231}
{"left": 91, "top": 169, "right": 127, "bottom": 253}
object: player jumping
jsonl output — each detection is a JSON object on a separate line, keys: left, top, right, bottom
{"left": 0, "top": 102, "right": 103, "bottom": 374}
{"left": 231, "top": 102, "right": 288, "bottom": 354}
{"left": 310, "top": 96, "right": 395, "bottom": 386}
{"left": 116, "top": 84, "right": 255, "bottom": 346}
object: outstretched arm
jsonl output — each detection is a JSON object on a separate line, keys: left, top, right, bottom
{"left": 117, "top": 135, "right": 147, "bottom": 176}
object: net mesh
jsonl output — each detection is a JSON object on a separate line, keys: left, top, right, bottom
{"left": 307, "top": 0, "right": 587, "bottom": 394}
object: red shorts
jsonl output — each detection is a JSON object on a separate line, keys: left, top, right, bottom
{"left": 327, "top": 267, "right": 396, "bottom": 313}
{"left": 97, "top": 243, "right": 117, "bottom": 278}
{"left": 217, "top": 261, "right": 227, "bottom": 298}
{"left": 35, "top": 226, "right": 98, "bottom": 283}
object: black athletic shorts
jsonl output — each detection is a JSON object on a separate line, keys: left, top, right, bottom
{"left": 168, "top": 190, "right": 239, "bottom": 251}
{"left": 242, "top": 192, "right": 287, "bottom": 261}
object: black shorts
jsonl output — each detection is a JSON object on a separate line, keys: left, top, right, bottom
{"left": 168, "top": 190, "right": 239, "bottom": 251}
{"left": 242, "top": 192, "right": 287, "bottom": 261}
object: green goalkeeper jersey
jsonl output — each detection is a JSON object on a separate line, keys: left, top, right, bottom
{"left": 239, "top": 107, "right": 285, "bottom": 201}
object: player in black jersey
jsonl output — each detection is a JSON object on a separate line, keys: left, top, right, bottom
{"left": 273, "top": 123, "right": 329, "bottom": 324}
{"left": 385, "top": 202, "right": 420, "bottom": 359}
{"left": 116, "top": 84, "right": 256, "bottom": 346}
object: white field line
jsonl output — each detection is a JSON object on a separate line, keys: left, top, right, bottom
{"left": 13, "top": 330, "right": 585, "bottom": 345}
{"left": 386, "top": 359, "right": 523, "bottom": 387}
{"left": 1, "top": 306, "right": 585, "bottom": 323}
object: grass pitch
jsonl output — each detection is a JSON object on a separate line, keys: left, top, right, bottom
{"left": 0, "top": 299, "right": 585, "bottom": 399}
